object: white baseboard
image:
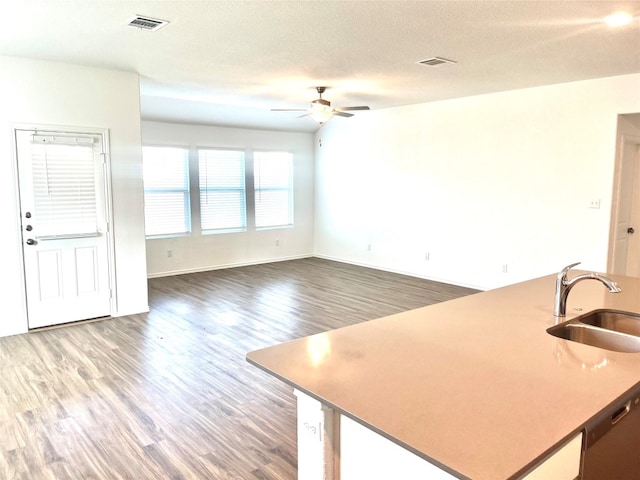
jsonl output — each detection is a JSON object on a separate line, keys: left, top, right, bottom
{"left": 147, "top": 253, "right": 486, "bottom": 291}
{"left": 312, "top": 254, "right": 485, "bottom": 291}
{"left": 146, "top": 254, "right": 313, "bottom": 279}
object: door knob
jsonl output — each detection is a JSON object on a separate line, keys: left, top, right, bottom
{"left": 25, "top": 225, "right": 33, "bottom": 231}
{"left": 628, "top": 227, "right": 635, "bottom": 234}
{"left": 26, "top": 239, "right": 36, "bottom": 245}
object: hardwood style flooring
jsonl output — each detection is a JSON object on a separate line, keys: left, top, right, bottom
{"left": 0, "top": 258, "right": 478, "bottom": 479}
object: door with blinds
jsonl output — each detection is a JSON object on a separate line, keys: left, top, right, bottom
{"left": 15, "top": 129, "right": 112, "bottom": 329}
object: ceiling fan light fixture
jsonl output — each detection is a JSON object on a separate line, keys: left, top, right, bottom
{"left": 309, "top": 106, "right": 333, "bottom": 124}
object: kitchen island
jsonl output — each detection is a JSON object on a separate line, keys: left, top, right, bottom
{"left": 247, "top": 271, "right": 640, "bottom": 479}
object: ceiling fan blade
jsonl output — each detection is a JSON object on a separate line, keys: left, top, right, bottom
{"left": 335, "top": 106, "right": 370, "bottom": 111}
{"left": 271, "top": 108, "right": 307, "bottom": 112}
{"left": 333, "top": 111, "right": 354, "bottom": 118}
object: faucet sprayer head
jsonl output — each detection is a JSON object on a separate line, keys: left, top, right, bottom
{"left": 559, "top": 262, "right": 581, "bottom": 278}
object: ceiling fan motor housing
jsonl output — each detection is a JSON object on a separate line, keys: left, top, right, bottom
{"left": 311, "top": 98, "right": 331, "bottom": 107}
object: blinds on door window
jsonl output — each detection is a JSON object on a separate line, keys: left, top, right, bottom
{"left": 29, "top": 135, "right": 98, "bottom": 238}
{"left": 198, "top": 148, "right": 247, "bottom": 233}
{"left": 254, "top": 151, "right": 294, "bottom": 229}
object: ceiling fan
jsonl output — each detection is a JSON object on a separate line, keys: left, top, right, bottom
{"left": 271, "top": 87, "right": 370, "bottom": 125}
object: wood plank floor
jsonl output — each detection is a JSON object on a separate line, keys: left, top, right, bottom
{"left": 0, "top": 258, "right": 478, "bottom": 479}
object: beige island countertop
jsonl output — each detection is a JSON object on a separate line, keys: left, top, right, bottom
{"left": 246, "top": 271, "right": 640, "bottom": 479}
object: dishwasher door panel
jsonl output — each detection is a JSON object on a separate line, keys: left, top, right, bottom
{"left": 582, "top": 392, "right": 640, "bottom": 480}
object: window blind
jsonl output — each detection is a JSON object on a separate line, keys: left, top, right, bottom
{"left": 29, "top": 136, "right": 98, "bottom": 237}
{"left": 254, "top": 151, "right": 293, "bottom": 229}
{"left": 198, "top": 149, "right": 247, "bottom": 233}
{"left": 142, "top": 146, "right": 190, "bottom": 237}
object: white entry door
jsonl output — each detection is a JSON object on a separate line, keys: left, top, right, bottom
{"left": 626, "top": 142, "right": 640, "bottom": 277}
{"left": 611, "top": 136, "right": 640, "bottom": 277}
{"left": 16, "top": 129, "right": 112, "bottom": 329}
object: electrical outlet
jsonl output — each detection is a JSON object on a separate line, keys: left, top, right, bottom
{"left": 367, "top": 244, "right": 372, "bottom": 252}
{"left": 424, "top": 252, "right": 430, "bottom": 261}
{"left": 275, "top": 239, "right": 280, "bottom": 247}
{"left": 589, "top": 199, "right": 601, "bottom": 209}
{"left": 502, "top": 264, "right": 508, "bottom": 273}
{"left": 167, "top": 249, "right": 173, "bottom": 258}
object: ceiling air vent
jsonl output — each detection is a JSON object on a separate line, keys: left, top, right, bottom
{"left": 126, "top": 15, "right": 169, "bottom": 31}
{"left": 417, "top": 57, "right": 457, "bottom": 67}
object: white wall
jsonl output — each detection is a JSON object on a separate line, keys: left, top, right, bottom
{"left": 0, "top": 56, "right": 149, "bottom": 337}
{"left": 142, "top": 121, "right": 315, "bottom": 277}
{"left": 314, "top": 74, "right": 640, "bottom": 290}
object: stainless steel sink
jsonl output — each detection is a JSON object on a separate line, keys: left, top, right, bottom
{"left": 547, "top": 321, "right": 640, "bottom": 353}
{"left": 576, "top": 309, "right": 640, "bottom": 337}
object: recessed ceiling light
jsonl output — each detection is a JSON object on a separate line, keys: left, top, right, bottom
{"left": 604, "top": 12, "right": 633, "bottom": 27}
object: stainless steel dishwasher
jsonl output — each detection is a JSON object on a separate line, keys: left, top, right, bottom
{"left": 581, "top": 388, "right": 640, "bottom": 480}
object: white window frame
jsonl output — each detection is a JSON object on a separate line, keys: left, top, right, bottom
{"left": 253, "top": 150, "right": 294, "bottom": 230}
{"left": 142, "top": 145, "right": 191, "bottom": 238}
{"left": 198, "top": 147, "right": 247, "bottom": 234}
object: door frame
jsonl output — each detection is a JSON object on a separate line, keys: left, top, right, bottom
{"left": 607, "top": 127, "right": 640, "bottom": 274}
{"left": 12, "top": 123, "right": 117, "bottom": 326}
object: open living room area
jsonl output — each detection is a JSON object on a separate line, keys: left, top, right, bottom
{"left": 2, "top": 1, "right": 639, "bottom": 478}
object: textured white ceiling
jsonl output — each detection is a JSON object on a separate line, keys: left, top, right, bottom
{"left": 1, "top": 0, "right": 639, "bottom": 133}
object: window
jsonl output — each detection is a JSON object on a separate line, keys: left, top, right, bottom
{"left": 198, "top": 148, "right": 247, "bottom": 233}
{"left": 142, "top": 146, "right": 190, "bottom": 237}
{"left": 142, "top": 146, "right": 295, "bottom": 238}
{"left": 254, "top": 151, "right": 294, "bottom": 229}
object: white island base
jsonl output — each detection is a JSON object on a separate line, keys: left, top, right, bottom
{"left": 294, "top": 389, "right": 583, "bottom": 480}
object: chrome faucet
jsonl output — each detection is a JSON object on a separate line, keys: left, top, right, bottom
{"left": 554, "top": 262, "right": 622, "bottom": 317}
